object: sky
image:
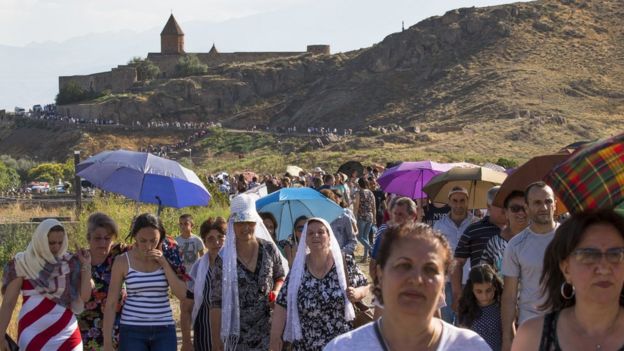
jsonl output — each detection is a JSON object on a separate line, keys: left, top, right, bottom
{"left": 0, "top": 0, "right": 524, "bottom": 110}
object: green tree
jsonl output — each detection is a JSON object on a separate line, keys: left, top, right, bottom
{"left": 175, "top": 54, "right": 208, "bottom": 77}
{"left": 129, "top": 57, "right": 161, "bottom": 81}
{"left": 0, "top": 155, "right": 37, "bottom": 180}
{"left": 0, "top": 161, "right": 20, "bottom": 191}
{"left": 495, "top": 157, "right": 519, "bottom": 169}
{"left": 56, "top": 81, "right": 104, "bottom": 105}
{"left": 27, "top": 163, "right": 65, "bottom": 183}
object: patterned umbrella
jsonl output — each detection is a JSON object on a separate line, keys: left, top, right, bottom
{"left": 545, "top": 132, "right": 624, "bottom": 214}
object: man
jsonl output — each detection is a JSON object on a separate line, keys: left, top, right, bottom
{"left": 433, "top": 186, "right": 476, "bottom": 323}
{"left": 318, "top": 174, "right": 335, "bottom": 191}
{"left": 501, "top": 182, "right": 558, "bottom": 351}
{"left": 369, "top": 197, "right": 419, "bottom": 281}
{"left": 451, "top": 186, "right": 507, "bottom": 311}
{"left": 481, "top": 190, "right": 528, "bottom": 273}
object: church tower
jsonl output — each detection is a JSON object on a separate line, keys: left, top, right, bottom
{"left": 161, "top": 14, "right": 184, "bottom": 54}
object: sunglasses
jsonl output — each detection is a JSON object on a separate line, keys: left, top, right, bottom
{"left": 571, "top": 247, "right": 624, "bottom": 265}
{"left": 508, "top": 205, "right": 526, "bottom": 213}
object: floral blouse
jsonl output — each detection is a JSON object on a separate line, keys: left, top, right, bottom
{"left": 78, "top": 237, "right": 189, "bottom": 351}
{"left": 356, "top": 189, "right": 376, "bottom": 223}
{"left": 209, "top": 239, "right": 286, "bottom": 351}
{"left": 276, "top": 254, "right": 368, "bottom": 351}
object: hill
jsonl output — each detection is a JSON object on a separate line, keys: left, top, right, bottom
{"left": 2, "top": 0, "right": 623, "bottom": 168}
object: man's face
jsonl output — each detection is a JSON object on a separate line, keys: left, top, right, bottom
{"left": 488, "top": 204, "right": 507, "bottom": 227}
{"left": 179, "top": 218, "right": 193, "bottom": 235}
{"left": 448, "top": 193, "right": 468, "bottom": 218}
{"left": 392, "top": 204, "right": 415, "bottom": 225}
{"left": 526, "top": 186, "right": 556, "bottom": 225}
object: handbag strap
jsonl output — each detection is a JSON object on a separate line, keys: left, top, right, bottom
{"left": 341, "top": 253, "right": 351, "bottom": 288}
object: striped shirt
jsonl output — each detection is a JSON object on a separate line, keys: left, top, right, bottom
{"left": 454, "top": 216, "right": 500, "bottom": 269}
{"left": 120, "top": 253, "right": 174, "bottom": 326}
{"left": 481, "top": 234, "right": 508, "bottom": 274}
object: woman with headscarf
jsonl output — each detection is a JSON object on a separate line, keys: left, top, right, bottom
{"left": 269, "top": 218, "right": 369, "bottom": 351}
{"left": 209, "top": 194, "right": 288, "bottom": 351}
{"left": 0, "top": 219, "right": 93, "bottom": 351}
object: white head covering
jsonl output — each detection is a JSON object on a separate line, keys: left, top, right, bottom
{"left": 14, "top": 219, "right": 68, "bottom": 281}
{"left": 221, "top": 193, "right": 289, "bottom": 350}
{"left": 283, "top": 217, "right": 355, "bottom": 342}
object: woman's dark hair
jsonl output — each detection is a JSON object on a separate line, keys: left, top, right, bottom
{"left": 540, "top": 209, "right": 624, "bottom": 311}
{"left": 320, "top": 189, "right": 338, "bottom": 204}
{"left": 49, "top": 225, "right": 65, "bottom": 232}
{"left": 358, "top": 178, "right": 369, "bottom": 190}
{"left": 126, "top": 213, "right": 166, "bottom": 244}
{"left": 87, "top": 212, "right": 119, "bottom": 240}
{"left": 199, "top": 217, "right": 227, "bottom": 241}
{"left": 293, "top": 215, "right": 309, "bottom": 230}
{"left": 372, "top": 222, "right": 454, "bottom": 305}
{"left": 258, "top": 212, "right": 278, "bottom": 238}
{"left": 458, "top": 264, "right": 503, "bottom": 326}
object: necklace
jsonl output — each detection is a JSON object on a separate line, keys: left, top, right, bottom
{"left": 572, "top": 307, "right": 621, "bottom": 350}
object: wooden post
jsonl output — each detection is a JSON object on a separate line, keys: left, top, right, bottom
{"left": 74, "top": 150, "right": 82, "bottom": 218}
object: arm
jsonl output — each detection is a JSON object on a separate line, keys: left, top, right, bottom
{"left": 347, "top": 285, "right": 370, "bottom": 302}
{"left": 269, "top": 305, "right": 286, "bottom": 351}
{"left": 501, "top": 275, "right": 519, "bottom": 351}
{"left": 450, "top": 257, "right": 467, "bottom": 312}
{"left": 76, "top": 248, "right": 93, "bottom": 302}
{"left": 369, "top": 258, "right": 377, "bottom": 282}
{"left": 353, "top": 192, "right": 360, "bottom": 217}
{"left": 209, "top": 308, "right": 223, "bottom": 351}
{"left": 0, "top": 278, "right": 22, "bottom": 340}
{"left": 511, "top": 316, "right": 543, "bottom": 351}
{"left": 154, "top": 252, "right": 189, "bottom": 300}
{"left": 103, "top": 256, "right": 126, "bottom": 351}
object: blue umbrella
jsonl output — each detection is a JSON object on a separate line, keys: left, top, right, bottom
{"left": 256, "top": 187, "right": 345, "bottom": 240}
{"left": 77, "top": 149, "right": 211, "bottom": 213}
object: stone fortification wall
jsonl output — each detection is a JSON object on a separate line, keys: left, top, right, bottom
{"left": 307, "top": 45, "right": 331, "bottom": 55}
{"left": 59, "top": 65, "right": 137, "bottom": 95}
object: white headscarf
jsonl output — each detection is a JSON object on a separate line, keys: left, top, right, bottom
{"left": 220, "top": 194, "right": 289, "bottom": 351}
{"left": 283, "top": 217, "right": 355, "bottom": 342}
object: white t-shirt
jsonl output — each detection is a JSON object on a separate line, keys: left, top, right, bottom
{"left": 176, "top": 234, "right": 205, "bottom": 272}
{"left": 324, "top": 319, "right": 491, "bottom": 351}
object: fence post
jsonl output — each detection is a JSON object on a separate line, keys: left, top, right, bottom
{"left": 74, "top": 150, "right": 82, "bottom": 218}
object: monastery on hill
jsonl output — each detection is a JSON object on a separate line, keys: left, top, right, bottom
{"left": 58, "top": 14, "right": 330, "bottom": 96}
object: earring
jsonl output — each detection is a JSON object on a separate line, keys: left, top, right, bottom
{"left": 561, "top": 282, "right": 575, "bottom": 300}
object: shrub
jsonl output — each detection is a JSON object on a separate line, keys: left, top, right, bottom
{"left": 56, "top": 81, "right": 104, "bottom": 105}
{"left": 175, "top": 54, "right": 208, "bottom": 77}
{"left": 129, "top": 57, "right": 161, "bottom": 81}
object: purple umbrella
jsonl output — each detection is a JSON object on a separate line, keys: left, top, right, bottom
{"left": 377, "top": 161, "right": 463, "bottom": 199}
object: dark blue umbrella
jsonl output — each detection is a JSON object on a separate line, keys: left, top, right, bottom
{"left": 77, "top": 149, "right": 210, "bottom": 213}
{"left": 256, "top": 187, "right": 344, "bottom": 240}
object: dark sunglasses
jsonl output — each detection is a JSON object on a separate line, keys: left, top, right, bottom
{"left": 571, "top": 247, "right": 624, "bottom": 265}
{"left": 508, "top": 205, "right": 526, "bottom": 213}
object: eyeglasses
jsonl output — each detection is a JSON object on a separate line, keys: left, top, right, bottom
{"left": 571, "top": 247, "right": 624, "bottom": 265}
{"left": 508, "top": 205, "right": 526, "bottom": 213}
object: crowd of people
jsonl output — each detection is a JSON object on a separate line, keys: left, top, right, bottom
{"left": 1, "top": 163, "right": 624, "bottom": 351}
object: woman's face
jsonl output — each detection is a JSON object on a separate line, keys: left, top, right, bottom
{"left": 48, "top": 230, "right": 65, "bottom": 256}
{"left": 377, "top": 236, "right": 446, "bottom": 319}
{"left": 134, "top": 227, "right": 161, "bottom": 254}
{"left": 263, "top": 218, "right": 275, "bottom": 236}
{"left": 89, "top": 227, "right": 115, "bottom": 256}
{"left": 561, "top": 223, "right": 624, "bottom": 305}
{"left": 472, "top": 282, "right": 496, "bottom": 307}
{"left": 234, "top": 222, "right": 256, "bottom": 240}
{"left": 204, "top": 229, "right": 226, "bottom": 252}
{"left": 294, "top": 220, "right": 306, "bottom": 240}
{"left": 305, "top": 221, "right": 330, "bottom": 252}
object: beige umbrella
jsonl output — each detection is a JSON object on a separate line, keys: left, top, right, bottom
{"left": 423, "top": 167, "right": 508, "bottom": 209}
{"left": 285, "top": 165, "right": 304, "bottom": 177}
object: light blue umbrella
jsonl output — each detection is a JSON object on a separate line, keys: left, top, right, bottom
{"left": 76, "top": 149, "right": 211, "bottom": 214}
{"left": 256, "top": 187, "right": 345, "bottom": 240}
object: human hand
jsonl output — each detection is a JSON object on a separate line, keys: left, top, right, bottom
{"left": 346, "top": 287, "right": 357, "bottom": 302}
{"left": 76, "top": 245, "right": 92, "bottom": 266}
{"left": 1, "top": 338, "right": 10, "bottom": 351}
{"left": 181, "top": 340, "right": 193, "bottom": 351}
{"left": 269, "top": 338, "right": 283, "bottom": 351}
{"left": 146, "top": 249, "right": 166, "bottom": 266}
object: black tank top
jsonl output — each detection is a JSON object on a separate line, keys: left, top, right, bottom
{"left": 539, "top": 311, "right": 624, "bottom": 351}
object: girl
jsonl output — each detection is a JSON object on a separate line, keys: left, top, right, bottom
{"left": 458, "top": 264, "right": 503, "bottom": 351}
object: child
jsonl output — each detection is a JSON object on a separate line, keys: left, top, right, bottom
{"left": 458, "top": 264, "right": 503, "bottom": 351}
{"left": 175, "top": 214, "right": 205, "bottom": 272}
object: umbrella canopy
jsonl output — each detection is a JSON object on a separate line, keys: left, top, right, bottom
{"left": 285, "top": 165, "right": 304, "bottom": 177}
{"left": 377, "top": 161, "right": 456, "bottom": 199}
{"left": 338, "top": 161, "right": 364, "bottom": 178}
{"left": 545, "top": 132, "right": 624, "bottom": 214}
{"left": 77, "top": 149, "right": 211, "bottom": 211}
{"left": 493, "top": 153, "right": 571, "bottom": 215}
{"left": 256, "top": 187, "right": 345, "bottom": 240}
{"left": 423, "top": 167, "right": 508, "bottom": 209}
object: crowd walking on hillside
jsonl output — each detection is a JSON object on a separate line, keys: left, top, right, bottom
{"left": 2, "top": 145, "right": 624, "bottom": 351}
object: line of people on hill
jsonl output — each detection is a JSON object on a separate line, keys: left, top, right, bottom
{"left": 2, "top": 173, "right": 624, "bottom": 350}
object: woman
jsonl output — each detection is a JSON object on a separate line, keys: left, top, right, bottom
{"left": 103, "top": 213, "right": 188, "bottom": 351}
{"left": 187, "top": 217, "right": 227, "bottom": 351}
{"left": 512, "top": 209, "right": 624, "bottom": 350}
{"left": 320, "top": 189, "right": 358, "bottom": 256}
{"left": 279, "top": 216, "right": 309, "bottom": 268}
{"left": 78, "top": 212, "right": 127, "bottom": 351}
{"left": 270, "top": 218, "right": 369, "bottom": 351}
{"left": 209, "top": 194, "right": 288, "bottom": 351}
{"left": 259, "top": 212, "right": 279, "bottom": 243}
{"left": 324, "top": 223, "right": 490, "bottom": 350}
{"left": 353, "top": 178, "right": 376, "bottom": 262}
{"left": 78, "top": 212, "right": 190, "bottom": 351}
{"left": 0, "top": 219, "right": 92, "bottom": 351}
